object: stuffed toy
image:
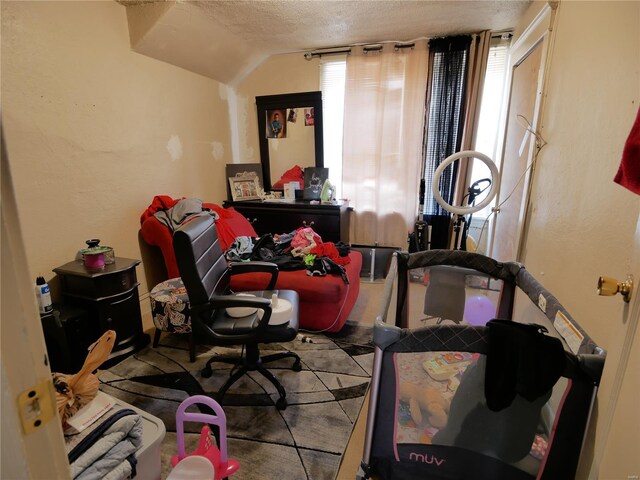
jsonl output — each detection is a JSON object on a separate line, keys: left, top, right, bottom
{"left": 399, "top": 381, "right": 450, "bottom": 430}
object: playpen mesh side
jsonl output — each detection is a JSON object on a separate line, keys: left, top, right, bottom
{"left": 369, "top": 326, "right": 596, "bottom": 480}
{"left": 406, "top": 249, "right": 521, "bottom": 281}
{"left": 363, "top": 251, "right": 603, "bottom": 480}
{"left": 516, "top": 268, "right": 598, "bottom": 355}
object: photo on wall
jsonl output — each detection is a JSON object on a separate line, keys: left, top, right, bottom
{"left": 266, "top": 109, "right": 287, "bottom": 139}
{"left": 304, "top": 107, "right": 315, "bottom": 126}
{"left": 303, "top": 167, "right": 328, "bottom": 200}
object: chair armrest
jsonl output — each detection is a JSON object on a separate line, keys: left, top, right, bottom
{"left": 190, "top": 295, "right": 274, "bottom": 343}
{"left": 229, "top": 261, "right": 279, "bottom": 290}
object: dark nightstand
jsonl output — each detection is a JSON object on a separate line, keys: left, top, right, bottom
{"left": 53, "top": 257, "right": 150, "bottom": 368}
{"left": 40, "top": 305, "right": 92, "bottom": 374}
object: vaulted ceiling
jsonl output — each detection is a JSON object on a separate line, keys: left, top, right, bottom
{"left": 120, "top": 0, "right": 532, "bottom": 85}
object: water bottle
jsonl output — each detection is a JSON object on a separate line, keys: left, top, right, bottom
{"left": 35, "top": 275, "right": 53, "bottom": 314}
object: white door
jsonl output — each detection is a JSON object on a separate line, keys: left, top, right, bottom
{"left": 489, "top": 5, "right": 553, "bottom": 262}
{"left": 590, "top": 217, "right": 640, "bottom": 479}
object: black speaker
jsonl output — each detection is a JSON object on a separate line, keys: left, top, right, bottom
{"left": 423, "top": 214, "right": 452, "bottom": 250}
{"left": 40, "top": 305, "right": 96, "bottom": 374}
{"left": 409, "top": 220, "right": 429, "bottom": 252}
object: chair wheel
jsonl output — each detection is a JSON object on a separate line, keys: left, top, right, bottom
{"left": 292, "top": 360, "right": 302, "bottom": 372}
{"left": 201, "top": 366, "right": 212, "bottom": 378}
{"left": 276, "top": 397, "right": 287, "bottom": 410}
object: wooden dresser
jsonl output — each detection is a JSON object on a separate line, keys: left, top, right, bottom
{"left": 224, "top": 200, "right": 351, "bottom": 243}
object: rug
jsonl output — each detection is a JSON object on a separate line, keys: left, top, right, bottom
{"left": 98, "top": 322, "right": 374, "bottom": 480}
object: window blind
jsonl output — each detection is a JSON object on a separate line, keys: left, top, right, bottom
{"left": 320, "top": 57, "right": 347, "bottom": 198}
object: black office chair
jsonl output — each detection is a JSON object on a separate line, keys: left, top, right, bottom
{"left": 173, "top": 215, "right": 301, "bottom": 410}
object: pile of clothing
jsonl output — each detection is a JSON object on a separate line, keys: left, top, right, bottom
{"left": 225, "top": 227, "right": 351, "bottom": 283}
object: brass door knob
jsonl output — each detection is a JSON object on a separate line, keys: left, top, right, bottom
{"left": 597, "top": 275, "right": 633, "bottom": 302}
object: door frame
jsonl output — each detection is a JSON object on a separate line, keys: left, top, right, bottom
{"left": 1, "top": 129, "right": 71, "bottom": 478}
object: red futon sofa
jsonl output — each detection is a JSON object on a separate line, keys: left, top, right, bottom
{"left": 140, "top": 196, "right": 361, "bottom": 333}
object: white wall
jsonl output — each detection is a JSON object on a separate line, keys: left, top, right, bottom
{"left": 514, "top": 1, "right": 640, "bottom": 477}
{"left": 1, "top": 1, "right": 233, "bottom": 301}
{"left": 234, "top": 52, "right": 320, "bottom": 170}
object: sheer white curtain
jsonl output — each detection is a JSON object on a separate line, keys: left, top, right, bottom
{"left": 342, "top": 40, "right": 429, "bottom": 248}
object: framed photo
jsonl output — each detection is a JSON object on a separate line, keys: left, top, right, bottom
{"left": 304, "top": 107, "right": 315, "bottom": 126}
{"left": 225, "top": 163, "right": 263, "bottom": 201}
{"left": 229, "top": 175, "right": 261, "bottom": 201}
{"left": 303, "top": 167, "right": 328, "bottom": 200}
{"left": 266, "top": 109, "right": 287, "bottom": 139}
{"left": 283, "top": 182, "right": 297, "bottom": 200}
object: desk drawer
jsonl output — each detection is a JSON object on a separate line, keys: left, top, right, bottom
{"left": 59, "top": 268, "right": 137, "bottom": 298}
{"left": 233, "top": 203, "right": 347, "bottom": 243}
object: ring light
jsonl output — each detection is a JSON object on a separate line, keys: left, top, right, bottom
{"left": 432, "top": 150, "right": 500, "bottom": 215}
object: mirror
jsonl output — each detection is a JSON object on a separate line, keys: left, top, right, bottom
{"left": 256, "top": 91, "right": 324, "bottom": 192}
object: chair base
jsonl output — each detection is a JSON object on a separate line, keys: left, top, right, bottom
{"left": 201, "top": 346, "right": 301, "bottom": 410}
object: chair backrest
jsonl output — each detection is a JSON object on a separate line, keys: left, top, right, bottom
{"left": 173, "top": 216, "right": 230, "bottom": 306}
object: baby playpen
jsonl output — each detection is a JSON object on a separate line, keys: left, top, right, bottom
{"left": 357, "top": 250, "right": 605, "bottom": 480}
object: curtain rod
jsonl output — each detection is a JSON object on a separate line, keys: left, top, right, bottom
{"left": 303, "top": 30, "right": 512, "bottom": 60}
{"left": 303, "top": 42, "right": 416, "bottom": 60}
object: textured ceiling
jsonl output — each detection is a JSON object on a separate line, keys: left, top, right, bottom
{"left": 121, "top": 0, "right": 532, "bottom": 84}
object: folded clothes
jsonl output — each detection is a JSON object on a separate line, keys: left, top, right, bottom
{"left": 66, "top": 407, "right": 143, "bottom": 480}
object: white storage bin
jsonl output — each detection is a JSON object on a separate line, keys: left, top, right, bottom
{"left": 115, "top": 399, "right": 166, "bottom": 480}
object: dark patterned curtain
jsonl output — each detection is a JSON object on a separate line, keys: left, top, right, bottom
{"left": 422, "top": 36, "right": 472, "bottom": 217}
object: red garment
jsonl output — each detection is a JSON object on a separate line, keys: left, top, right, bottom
{"left": 310, "top": 242, "right": 351, "bottom": 266}
{"left": 140, "top": 204, "right": 257, "bottom": 278}
{"left": 140, "top": 195, "right": 181, "bottom": 224}
{"left": 212, "top": 207, "right": 257, "bottom": 251}
{"left": 272, "top": 165, "right": 305, "bottom": 190}
{"left": 207, "top": 203, "right": 233, "bottom": 219}
{"left": 614, "top": 107, "right": 640, "bottom": 195}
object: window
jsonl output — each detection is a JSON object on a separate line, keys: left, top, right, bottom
{"left": 469, "top": 42, "right": 509, "bottom": 219}
{"left": 319, "top": 42, "right": 508, "bottom": 222}
{"left": 320, "top": 57, "right": 346, "bottom": 199}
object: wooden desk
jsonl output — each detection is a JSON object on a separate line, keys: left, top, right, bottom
{"left": 224, "top": 199, "right": 351, "bottom": 243}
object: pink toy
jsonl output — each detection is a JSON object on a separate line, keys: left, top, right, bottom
{"left": 170, "top": 395, "right": 240, "bottom": 479}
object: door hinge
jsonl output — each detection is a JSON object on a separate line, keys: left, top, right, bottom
{"left": 17, "top": 378, "right": 57, "bottom": 434}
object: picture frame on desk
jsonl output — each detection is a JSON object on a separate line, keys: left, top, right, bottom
{"left": 225, "top": 163, "right": 264, "bottom": 201}
{"left": 284, "top": 181, "right": 299, "bottom": 200}
{"left": 229, "top": 175, "right": 261, "bottom": 201}
{"left": 303, "top": 167, "right": 328, "bottom": 200}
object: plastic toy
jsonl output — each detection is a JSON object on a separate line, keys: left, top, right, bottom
{"left": 422, "top": 352, "right": 474, "bottom": 381}
{"left": 170, "top": 395, "right": 240, "bottom": 480}
{"left": 167, "top": 456, "right": 215, "bottom": 480}
{"left": 464, "top": 295, "right": 496, "bottom": 326}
